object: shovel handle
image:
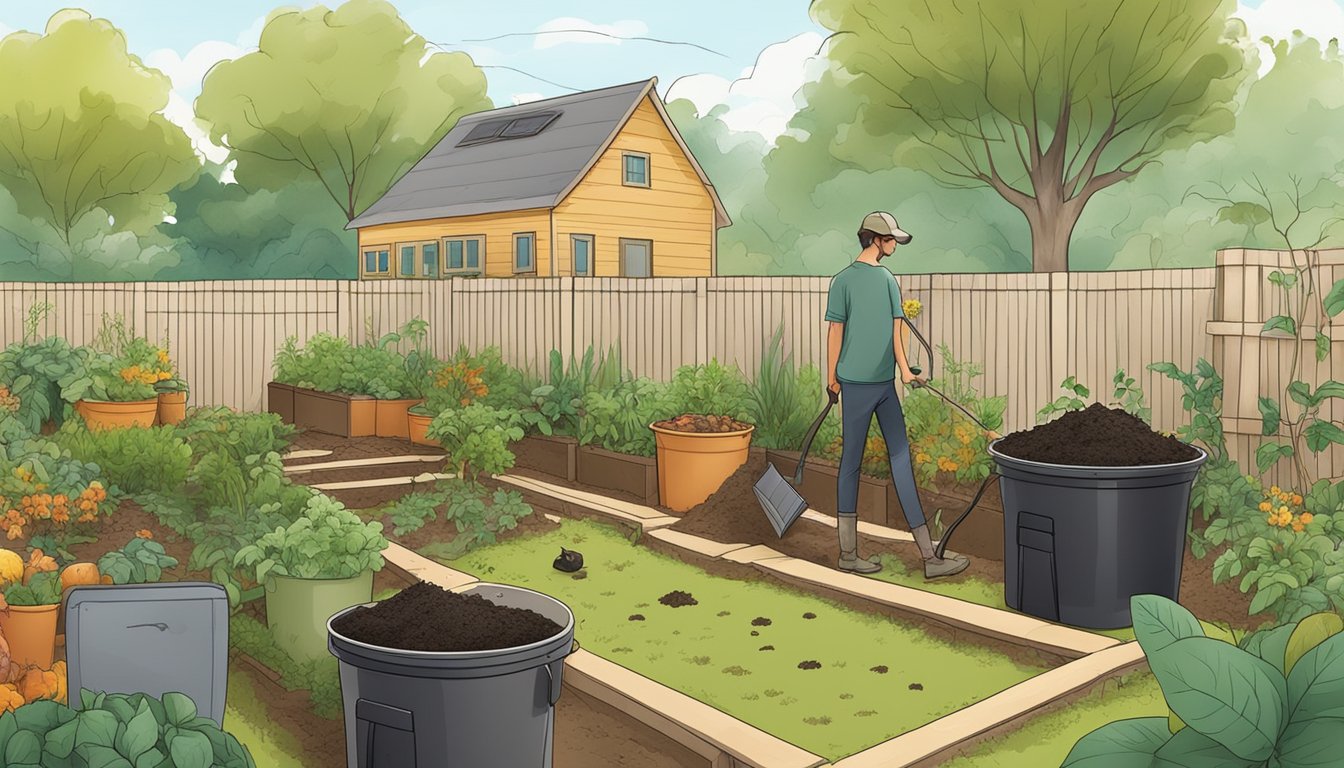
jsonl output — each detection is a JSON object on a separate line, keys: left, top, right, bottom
{"left": 794, "top": 393, "right": 836, "bottom": 483}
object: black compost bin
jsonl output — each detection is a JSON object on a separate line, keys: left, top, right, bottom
{"left": 328, "top": 583, "right": 577, "bottom": 768}
{"left": 988, "top": 441, "right": 1207, "bottom": 629}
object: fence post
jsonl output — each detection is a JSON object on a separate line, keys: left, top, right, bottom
{"left": 560, "top": 276, "right": 574, "bottom": 370}
{"left": 1049, "top": 272, "right": 1069, "bottom": 395}
{"left": 695, "top": 277, "right": 708, "bottom": 367}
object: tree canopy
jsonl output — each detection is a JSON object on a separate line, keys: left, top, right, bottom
{"left": 809, "top": 0, "right": 1250, "bottom": 271}
{"left": 195, "top": 0, "right": 493, "bottom": 222}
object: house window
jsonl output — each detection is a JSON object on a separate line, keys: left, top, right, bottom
{"left": 513, "top": 232, "right": 535, "bottom": 274}
{"left": 362, "top": 245, "right": 390, "bottom": 277}
{"left": 571, "top": 235, "right": 594, "bottom": 276}
{"left": 622, "top": 152, "right": 650, "bottom": 187}
{"left": 619, "top": 238, "right": 652, "bottom": 277}
{"left": 396, "top": 241, "right": 441, "bottom": 278}
{"left": 443, "top": 235, "right": 485, "bottom": 274}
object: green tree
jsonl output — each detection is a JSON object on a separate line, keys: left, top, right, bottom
{"left": 0, "top": 11, "right": 197, "bottom": 253}
{"left": 812, "top": 0, "right": 1249, "bottom": 272}
{"left": 195, "top": 0, "right": 492, "bottom": 222}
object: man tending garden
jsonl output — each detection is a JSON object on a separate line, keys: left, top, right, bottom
{"left": 824, "top": 212, "right": 970, "bottom": 578}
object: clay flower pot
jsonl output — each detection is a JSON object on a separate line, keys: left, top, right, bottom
{"left": 157, "top": 390, "right": 188, "bottom": 426}
{"left": 407, "top": 410, "right": 440, "bottom": 447}
{"left": 76, "top": 399, "right": 159, "bottom": 431}
{"left": 649, "top": 418, "right": 754, "bottom": 512}
{"left": 376, "top": 399, "right": 423, "bottom": 438}
{"left": 0, "top": 604, "right": 59, "bottom": 668}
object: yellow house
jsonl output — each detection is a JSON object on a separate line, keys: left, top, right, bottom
{"left": 348, "top": 78, "right": 731, "bottom": 279}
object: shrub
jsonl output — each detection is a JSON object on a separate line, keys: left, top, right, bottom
{"left": 271, "top": 333, "right": 353, "bottom": 393}
{"left": 1063, "top": 595, "right": 1344, "bottom": 767}
{"left": 50, "top": 421, "right": 191, "bottom": 495}
{"left": 668, "top": 358, "right": 752, "bottom": 422}
{"left": 0, "top": 337, "right": 91, "bottom": 433}
{"left": 177, "top": 407, "right": 295, "bottom": 465}
{"left": 0, "top": 435, "right": 108, "bottom": 544}
{"left": 426, "top": 404, "right": 525, "bottom": 487}
{"left": 0, "top": 690, "right": 256, "bottom": 767}
{"left": 578, "top": 378, "right": 675, "bottom": 457}
{"left": 234, "top": 494, "right": 387, "bottom": 582}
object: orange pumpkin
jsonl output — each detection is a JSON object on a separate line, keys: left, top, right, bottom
{"left": 59, "top": 563, "right": 100, "bottom": 591}
{"left": 22, "top": 550, "right": 56, "bottom": 585}
{"left": 20, "top": 666, "right": 61, "bottom": 703}
{"left": 0, "top": 683, "right": 21, "bottom": 713}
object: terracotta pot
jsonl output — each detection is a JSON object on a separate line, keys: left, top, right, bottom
{"left": 76, "top": 399, "right": 159, "bottom": 431}
{"left": 0, "top": 604, "right": 59, "bottom": 668}
{"left": 157, "top": 391, "right": 187, "bottom": 426}
{"left": 349, "top": 396, "right": 376, "bottom": 437}
{"left": 650, "top": 423, "right": 754, "bottom": 512}
{"left": 407, "top": 411, "right": 440, "bottom": 447}
{"left": 376, "top": 398, "right": 423, "bottom": 438}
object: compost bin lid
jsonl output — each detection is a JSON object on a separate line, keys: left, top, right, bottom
{"left": 64, "top": 582, "right": 229, "bottom": 726}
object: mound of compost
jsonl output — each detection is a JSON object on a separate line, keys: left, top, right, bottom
{"left": 651, "top": 414, "right": 752, "bottom": 433}
{"left": 994, "top": 403, "right": 1200, "bottom": 466}
{"left": 331, "top": 582, "right": 563, "bottom": 651}
{"left": 659, "top": 590, "right": 698, "bottom": 607}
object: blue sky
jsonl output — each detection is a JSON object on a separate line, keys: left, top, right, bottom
{"left": 1, "top": 0, "right": 1340, "bottom": 159}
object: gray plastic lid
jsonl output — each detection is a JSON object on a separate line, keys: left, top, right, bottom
{"left": 64, "top": 582, "right": 229, "bottom": 726}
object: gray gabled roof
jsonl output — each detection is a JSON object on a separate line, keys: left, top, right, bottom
{"left": 347, "top": 78, "right": 729, "bottom": 230}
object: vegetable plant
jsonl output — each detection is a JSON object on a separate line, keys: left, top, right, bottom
{"left": 234, "top": 494, "right": 387, "bottom": 582}
{"left": 0, "top": 690, "right": 256, "bottom": 767}
{"left": 0, "top": 304, "right": 92, "bottom": 433}
{"left": 1063, "top": 594, "right": 1344, "bottom": 767}
{"left": 578, "top": 378, "right": 675, "bottom": 457}
{"left": 427, "top": 478, "right": 534, "bottom": 561}
{"left": 381, "top": 490, "right": 443, "bottom": 537}
{"left": 668, "top": 358, "right": 752, "bottom": 422}
{"left": 176, "top": 407, "right": 295, "bottom": 464}
{"left": 898, "top": 344, "right": 1004, "bottom": 487}
{"left": 746, "top": 325, "right": 823, "bottom": 451}
{"left": 3, "top": 568, "right": 62, "bottom": 607}
{"left": 98, "top": 536, "right": 180, "bottom": 585}
{"left": 425, "top": 404, "right": 526, "bottom": 487}
{"left": 50, "top": 421, "right": 191, "bottom": 495}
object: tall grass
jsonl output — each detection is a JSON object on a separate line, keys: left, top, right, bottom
{"left": 747, "top": 324, "right": 822, "bottom": 450}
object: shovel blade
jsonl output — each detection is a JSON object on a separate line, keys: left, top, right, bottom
{"left": 753, "top": 462, "right": 808, "bottom": 538}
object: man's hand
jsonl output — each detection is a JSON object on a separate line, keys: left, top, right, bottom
{"left": 901, "top": 368, "right": 926, "bottom": 387}
{"left": 826, "top": 378, "right": 840, "bottom": 403}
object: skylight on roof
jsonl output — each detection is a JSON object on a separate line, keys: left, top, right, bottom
{"left": 456, "top": 110, "right": 562, "bottom": 147}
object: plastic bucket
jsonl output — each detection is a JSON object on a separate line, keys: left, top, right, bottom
{"left": 268, "top": 572, "right": 374, "bottom": 662}
{"left": 328, "top": 583, "right": 577, "bottom": 768}
{"left": 988, "top": 441, "right": 1207, "bottom": 629}
{"left": 650, "top": 423, "right": 754, "bottom": 512}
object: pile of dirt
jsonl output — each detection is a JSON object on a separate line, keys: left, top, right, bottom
{"left": 994, "top": 403, "right": 1200, "bottom": 466}
{"left": 332, "top": 582, "right": 563, "bottom": 651}
{"left": 659, "top": 591, "right": 698, "bottom": 607}
{"left": 651, "top": 414, "right": 752, "bottom": 433}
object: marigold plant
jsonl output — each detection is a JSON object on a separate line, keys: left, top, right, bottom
{"left": 425, "top": 360, "right": 490, "bottom": 411}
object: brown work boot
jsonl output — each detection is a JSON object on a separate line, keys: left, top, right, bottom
{"left": 837, "top": 514, "right": 882, "bottom": 574}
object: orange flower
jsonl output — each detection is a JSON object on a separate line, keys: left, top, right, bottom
{"left": 1258, "top": 501, "right": 1272, "bottom": 513}
{"left": 1300, "top": 512, "right": 1314, "bottom": 525}
{"left": 77, "top": 513, "right": 95, "bottom": 523}
{"left": 52, "top": 495, "right": 66, "bottom": 507}
{"left": 1292, "top": 494, "right": 1303, "bottom": 506}
{"left": 135, "top": 529, "right": 153, "bottom": 540}
{"left": 1291, "top": 521, "right": 1305, "bottom": 533}
{"left": 6, "top": 526, "right": 20, "bottom": 541}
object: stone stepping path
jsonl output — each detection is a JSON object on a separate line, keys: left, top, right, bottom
{"left": 281, "top": 449, "right": 332, "bottom": 460}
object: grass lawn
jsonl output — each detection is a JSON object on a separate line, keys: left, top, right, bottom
{"left": 224, "top": 669, "right": 311, "bottom": 768}
{"left": 940, "top": 668, "right": 1168, "bottom": 767}
{"left": 431, "top": 518, "right": 1048, "bottom": 762}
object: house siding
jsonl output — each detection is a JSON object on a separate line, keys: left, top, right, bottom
{"left": 553, "top": 97, "right": 715, "bottom": 277}
{"left": 356, "top": 208, "right": 553, "bottom": 278}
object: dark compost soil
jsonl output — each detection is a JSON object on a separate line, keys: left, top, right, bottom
{"left": 651, "top": 414, "right": 752, "bottom": 433}
{"left": 994, "top": 403, "right": 1201, "bottom": 466}
{"left": 283, "top": 429, "right": 443, "bottom": 464}
{"left": 332, "top": 581, "right": 564, "bottom": 651}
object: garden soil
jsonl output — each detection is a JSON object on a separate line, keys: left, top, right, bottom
{"left": 332, "top": 581, "right": 564, "bottom": 651}
{"left": 994, "top": 403, "right": 1201, "bottom": 466}
{"left": 651, "top": 414, "right": 752, "bottom": 433}
{"left": 283, "top": 430, "right": 443, "bottom": 465}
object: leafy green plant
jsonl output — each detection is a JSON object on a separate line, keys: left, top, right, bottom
{"left": 98, "top": 536, "right": 180, "bottom": 585}
{"left": 0, "top": 689, "right": 258, "bottom": 767}
{"left": 516, "top": 345, "right": 621, "bottom": 437}
{"left": 897, "top": 344, "right": 1004, "bottom": 487}
{"left": 1034, "top": 375, "right": 1091, "bottom": 424}
{"left": 668, "top": 358, "right": 752, "bottom": 422}
{"left": 176, "top": 407, "right": 296, "bottom": 464}
{"left": 746, "top": 325, "right": 823, "bottom": 451}
{"left": 230, "top": 614, "right": 342, "bottom": 719}
{"left": 425, "top": 404, "right": 526, "bottom": 487}
{"left": 4, "top": 570, "right": 62, "bottom": 606}
{"left": 1111, "top": 368, "right": 1152, "bottom": 423}
{"left": 271, "top": 333, "right": 356, "bottom": 393}
{"left": 1062, "top": 594, "right": 1344, "bottom": 767}
{"left": 578, "top": 378, "right": 675, "bottom": 457}
{"left": 234, "top": 494, "right": 387, "bottom": 582}
{"left": 50, "top": 420, "right": 192, "bottom": 495}
{"left": 382, "top": 490, "right": 444, "bottom": 537}
{"left": 430, "top": 478, "right": 534, "bottom": 560}
{"left": 0, "top": 318, "right": 92, "bottom": 433}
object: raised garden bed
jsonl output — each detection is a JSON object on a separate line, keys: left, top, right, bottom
{"left": 513, "top": 434, "right": 579, "bottom": 482}
{"left": 267, "top": 382, "right": 375, "bottom": 437}
{"left": 578, "top": 444, "right": 659, "bottom": 505}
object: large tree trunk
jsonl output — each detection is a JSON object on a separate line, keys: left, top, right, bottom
{"left": 1023, "top": 193, "right": 1085, "bottom": 273}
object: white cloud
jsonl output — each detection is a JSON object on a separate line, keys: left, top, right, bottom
{"left": 0, "top": 22, "right": 13, "bottom": 39}
{"left": 1235, "top": 0, "right": 1344, "bottom": 74}
{"left": 533, "top": 17, "right": 648, "bottom": 49}
{"left": 664, "top": 32, "right": 825, "bottom": 143}
{"left": 512, "top": 92, "right": 545, "bottom": 105}
{"left": 237, "top": 13, "right": 268, "bottom": 49}
{"left": 145, "top": 40, "right": 245, "bottom": 166}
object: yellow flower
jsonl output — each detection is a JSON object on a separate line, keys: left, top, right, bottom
{"left": 1258, "top": 501, "right": 1272, "bottom": 512}
{"left": 902, "top": 299, "right": 923, "bottom": 319}
{"left": 157, "top": 350, "right": 170, "bottom": 364}
{"left": 1279, "top": 505, "right": 1289, "bottom": 516}
{"left": 157, "top": 371, "right": 172, "bottom": 381}
{"left": 1291, "top": 521, "right": 1305, "bottom": 533}
{"left": 1270, "top": 485, "right": 1281, "bottom": 497}
{"left": 1292, "top": 494, "right": 1303, "bottom": 506}
{"left": 1300, "top": 512, "right": 1314, "bottom": 525}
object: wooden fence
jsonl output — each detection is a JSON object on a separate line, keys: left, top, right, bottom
{"left": 1, "top": 248, "right": 1340, "bottom": 488}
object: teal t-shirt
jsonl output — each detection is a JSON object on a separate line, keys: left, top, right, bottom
{"left": 824, "top": 261, "right": 904, "bottom": 383}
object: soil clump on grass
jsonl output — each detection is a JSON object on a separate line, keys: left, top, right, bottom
{"left": 332, "top": 581, "right": 562, "bottom": 651}
{"left": 658, "top": 591, "right": 697, "bottom": 607}
{"left": 994, "top": 403, "right": 1200, "bottom": 466}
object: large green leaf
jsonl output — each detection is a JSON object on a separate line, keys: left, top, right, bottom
{"left": 1285, "top": 614, "right": 1344, "bottom": 678}
{"left": 1132, "top": 595, "right": 1206, "bottom": 655}
{"left": 118, "top": 707, "right": 158, "bottom": 762}
{"left": 3, "top": 731, "right": 41, "bottom": 766}
{"left": 1060, "top": 717, "right": 1172, "bottom": 767}
{"left": 1288, "top": 381, "right": 1314, "bottom": 408}
{"left": 1251, "top": 623, "right": 1298, "bottom": 680}
{"left": 1285, "top": 633, "right": 1344, "bottom": 723}
{"left": 1263, "top": 315, "right": 1298, "bottom": 337}
{"left": 1152, "top": 726, "right": 1262, "bottom": 767}
{"left": 1256, "top": 442, "right": 1294, "bottom": 474}
{"left": 1317, "top": 332, "right": 1331, "bottom": 362}
{"left": 1324, "top": 279, "right": 1344, "bottom": 317}
{"left": 1258, "top": 397, "right": 1281, "bottom": 435}
{"left": 1303, "top": 420, "right": 1344, "bottom": 454}
{"left": 1276, "top": 717, "right": 1344, "bottom": 768}
{"left": 167, "top": 729, "right": 213, "bottom": 768}
{"left": 1147, "top": 636, "right": 1286, "bottom": 761}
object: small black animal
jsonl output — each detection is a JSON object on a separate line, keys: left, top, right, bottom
{"left": 553, "top": 548, "right": 584, "bottom": 573}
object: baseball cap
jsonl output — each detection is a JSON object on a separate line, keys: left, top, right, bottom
{"left": 860, "top": 211, "right": 913, "bottom": 244}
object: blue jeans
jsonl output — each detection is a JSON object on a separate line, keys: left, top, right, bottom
{"left": 837, "top": 380, "right": 926, "bottom": 529}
